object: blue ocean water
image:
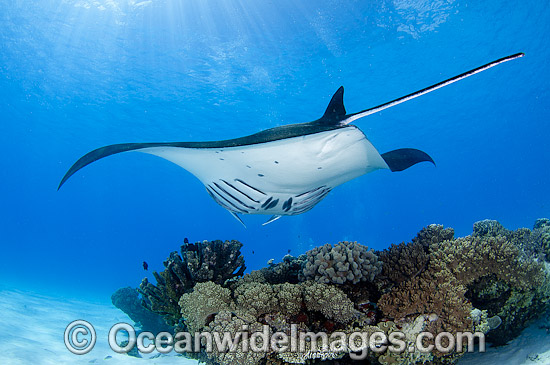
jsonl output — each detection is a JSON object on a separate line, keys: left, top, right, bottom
{"left": 0, "top": 0, "right": 548, "bottom": 300}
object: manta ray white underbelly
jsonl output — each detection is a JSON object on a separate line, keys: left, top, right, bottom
{"left": 141, "top": 126, "right": 387, "bottom": 222}
{"left": 58, "top": 53, "right": 523, "bottom": 225}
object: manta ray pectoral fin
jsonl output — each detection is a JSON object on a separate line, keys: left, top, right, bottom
{"left": 58, "top": 142, "right": 163, "bottom": 190}
{"left": 381, "top": 148, "right": 435, "bottom": 172}
{"left": 229, "top": 211, "right": 247, "bottom": 228}
{"left": 262, "top": 215, "right": 282, "bottom": 226}
{"left": 318, "top": 86, "right": 346, "bottom": 124}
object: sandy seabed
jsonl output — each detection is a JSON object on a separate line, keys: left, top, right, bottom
{"left": 0, "top": 286, "right": 549, "bottom": 365}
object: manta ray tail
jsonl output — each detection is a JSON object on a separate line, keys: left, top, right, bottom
{"left": 343, "top": 53, "right": 524, "bottom": 125}
{"left": 381, "top": 148, "right": 435, "bottom": 172}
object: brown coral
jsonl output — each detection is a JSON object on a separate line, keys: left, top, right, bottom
{"left": 302, "top": 281, "right": 357, "bottom": 324}
{"left": 179, "top": 281, "right": 233, "bottom": 333}
{"left": 378, "top": 240, "right": 429, "bottom": 289}
{"left": 202, "top": 310, "right": 268, "bottom": 365}
{"left": 235, "top": 282, "right": 279, "bottom": 317}
{"left": 411, "top": 224, "right": 455, "bottom": 248}
{"left": 301, "top": 241, "right": 382, "bottom": 285}
{"left": 378, "top": 261, "right": 473, "bottom": 338}
{"left": 431, "top": 234, "right": 545, "bottom": 290}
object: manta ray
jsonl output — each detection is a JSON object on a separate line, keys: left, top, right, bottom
{"left": 59, "top": 53, "right": 523, "bottom": 226}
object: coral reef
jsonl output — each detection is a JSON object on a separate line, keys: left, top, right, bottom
{"left": 301, "top": 241, "right": 382, "bottom": 285}
{"left": 111, "top": 287, "right": 172, "bottom": 334}
{"left": 179, "top": 281, "right": 233, "bottom": 333}
{"left": 302, "top": 282, "right": 357, "bottom": 324}
{"left": 202, "top": 310, "right": 268, "bottom": 365}
{"left": 411, "top": 223, "right": 455, "bottom": 247}
{"left": 377, "top": 240, "right": 429, "bottom": 289}
{"left": 113, "top": 218, "right": 550, "bottom": 365}
{"left": 430, "top": 234, "right": 545, "bottom": 290}
{"left": 378, "top": 261, "right": 473, "bottom": 339}
{"left": 137, "top": 239, "right": 245, "bottom": 326}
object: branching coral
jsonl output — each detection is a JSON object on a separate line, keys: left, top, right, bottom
{"left": 378, "top": 240, "right": 429, "bottom": 290}
{"left": 378, "top": 261, "right": 473, "bottom": 339}
{"left": 262, "top": 254, "right": 307, "bottom": 284}
{"left": 472, "top": 219, "right": 507, "bottom": 237}
{"left": 235, "top": 282, "right": 279, "bottom": 317}
{"left": 301, "top": 241, "right": 382, "bottom": 285}
{"left": 138, "top": 239, "right": 245, "bottom": 326}
{"left": 183, "top": 239, "right": 246, "bottom": 284}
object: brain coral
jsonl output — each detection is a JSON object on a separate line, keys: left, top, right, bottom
{"left": 301, "top": 241, "right": 382, "bottom": 285}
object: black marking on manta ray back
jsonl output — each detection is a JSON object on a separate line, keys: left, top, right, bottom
{"left": 261, "top": 197, "right": 273, "bottom": 208}
{"left": 258, "top": 174, "right": 264, "bottom": 177}
{"left": 234, "top": 179, "right": 267, "bottom": 195}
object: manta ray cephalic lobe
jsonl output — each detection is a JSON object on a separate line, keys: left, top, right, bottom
{"left": 58, "top": 53, "right": 524, "bottom": 226}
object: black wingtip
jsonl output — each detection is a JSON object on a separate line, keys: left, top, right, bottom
{"left": 58, "top": 173, "right": 70, "bottom": 190}
{"left": 381, "top": 148, "right": 435, "bottom": 172}
{"left": 56, "top": 143, "right": 145, "bottom": 191}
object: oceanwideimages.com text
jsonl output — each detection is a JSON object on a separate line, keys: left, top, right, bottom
{"left": 65, "top": 320, "right": 486, "bottom": 359}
